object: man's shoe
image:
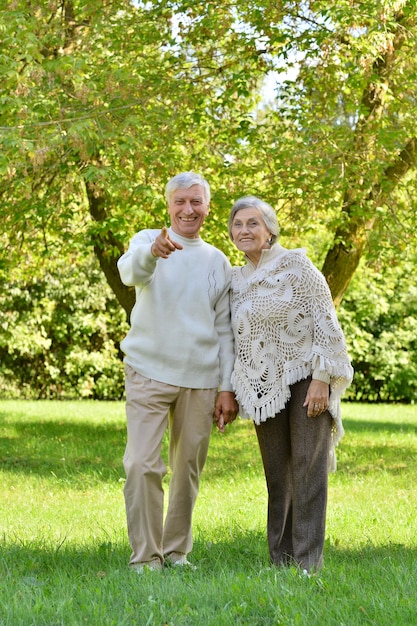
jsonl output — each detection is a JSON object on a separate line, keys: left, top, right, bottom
{"left": 166, "top": 553, "right": 197, "bottom": 570}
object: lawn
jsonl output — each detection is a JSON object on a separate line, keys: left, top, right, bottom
{"left": 1, "top": 400, "right": 416, "bottom": 625}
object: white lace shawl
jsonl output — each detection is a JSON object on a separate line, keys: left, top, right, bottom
{"left": 230, "top": 246, "right": 353, "bottom": 471}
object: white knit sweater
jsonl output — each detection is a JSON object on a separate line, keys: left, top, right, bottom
{"left": 118, "top": 228, "right": 235, "bottom": 391}
{"left": 230, "top": 245, "right": 353, "bottom": 470}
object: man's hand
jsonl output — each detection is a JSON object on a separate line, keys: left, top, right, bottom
{"left": 151, "top": 226, "right": 183, "bottom": 258}
{"left": 303, "top": 380, "right": 329, "bottom": 417}
{"left": 214, "top": 391, "right": 238, "bottom": 433}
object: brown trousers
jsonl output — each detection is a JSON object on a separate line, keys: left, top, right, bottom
{"left": 254, "top": 377, "right": 332, "bottom": 571}
{"left": 123, "top": 365, "right": 216, "bottom": 566}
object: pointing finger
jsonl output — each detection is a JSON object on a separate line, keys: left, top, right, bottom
{"left": 161, "top": 227, "right": 183, "bottom": 250}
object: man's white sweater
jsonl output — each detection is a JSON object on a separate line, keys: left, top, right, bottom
{"left": 117, "top": 228, "right": 235, "bottom": 391}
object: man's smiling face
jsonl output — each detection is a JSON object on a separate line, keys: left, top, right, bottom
{"left": 167, "top": 184, "right": 210, "bottom": 239}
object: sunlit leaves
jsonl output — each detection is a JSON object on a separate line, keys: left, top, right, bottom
{"left": 0, "top": 0, "right": 416, "bottom": 297}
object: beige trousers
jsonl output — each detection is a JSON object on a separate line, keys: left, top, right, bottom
{"left": 123, "top": 364, "right": 217, "bottom": 566}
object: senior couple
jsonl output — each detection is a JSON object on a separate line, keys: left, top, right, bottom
{"left": 117, "top": 172, "right": 353, "bottom": 575}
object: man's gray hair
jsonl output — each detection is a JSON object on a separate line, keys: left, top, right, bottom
{"left": 228, "top": 196, "right": 279, "bottom": 244}
{"left": 165, "top": 172, "right": 211, "bottom": 204}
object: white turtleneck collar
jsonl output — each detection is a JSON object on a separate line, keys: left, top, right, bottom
{"left": 245, "top": 243, "right": 288, "bottom": 269}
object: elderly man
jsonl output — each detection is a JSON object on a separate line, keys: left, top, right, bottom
{"left": 117, "top": 171, "right": 237, "bottom": 573}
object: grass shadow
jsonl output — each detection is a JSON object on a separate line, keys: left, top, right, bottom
{"left": 0, "top": 416, "right": 127, "bottom": 483}
{"left": 1, "top": 407, "right": 417, "bottom": 484}
{"left": 0, "top": 410, "right": 260, "bottom": 484}
{"left": 342, "top": 417, "right": 417, "bottom": 435}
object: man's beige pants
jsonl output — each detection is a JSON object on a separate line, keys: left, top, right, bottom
{"left": 123, "top": 364, "right": 217, "bottom": 566}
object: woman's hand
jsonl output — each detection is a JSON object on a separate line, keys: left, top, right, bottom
{"left": 303, "top": 380, "right": 329, "bottom": 417}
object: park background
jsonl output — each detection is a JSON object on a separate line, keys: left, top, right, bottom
{"left": 1, "top": 1, "right": 417, "bottom": 624}
{"left": 1, "top": 0, "right": 416, "bottom": 403}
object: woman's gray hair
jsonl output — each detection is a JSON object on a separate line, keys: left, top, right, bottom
{"left": 228, "top": 196, "right": 279, "bottom": 244}
{"left": 165, "top": 172, "right": 211, "bottom": 204}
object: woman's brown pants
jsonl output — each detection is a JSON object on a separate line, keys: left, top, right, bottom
{"left": 254, "top": 377, "right": 332, "bottom": 572}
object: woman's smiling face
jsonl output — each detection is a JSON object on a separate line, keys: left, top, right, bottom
{"left": 231, "top": 207, "right": 272, "bottom": 264}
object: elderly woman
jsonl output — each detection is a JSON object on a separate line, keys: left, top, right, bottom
{"left": 228, "top": 196, "right": 353, "bottom": 573}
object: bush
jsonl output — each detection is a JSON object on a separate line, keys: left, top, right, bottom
{"left": 339, "top": 256, "right": 417, "bottom": 403}
{"left": 1, "top": 251, "right": 416, "bottom": 403}
{"left": 0, "top": 256, "right": 128, "bottom": 399}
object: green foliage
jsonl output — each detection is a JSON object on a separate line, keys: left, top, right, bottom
{"left": 3, "top": 1, "right": 415, "bottom": 268}
{"left": 339, "top": 253, "right": 417, "bottom": 402}
{"left": 2, "top": 246, "right": 417, "bottom": 402}
{"left": 1, "top": 1, "right": 417, "bottom": 398}
{"left": 0, "top": 257, "right": 128, "bottom": 400}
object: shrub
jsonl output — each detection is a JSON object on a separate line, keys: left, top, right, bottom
{"left": 0, "top": 256, "right": 128, "bottom": 399}
{"left": 339, "top": 256, "right": 417, "bottom": 403}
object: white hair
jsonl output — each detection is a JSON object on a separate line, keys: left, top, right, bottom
{"left": 164, "top": 172, "right": 210, "bottom": 204}
{"left": 228, "top": 196, "right": 279, "bottom": 244}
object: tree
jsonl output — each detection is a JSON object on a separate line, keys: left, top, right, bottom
{"left": 315, "top": 3, "right": 417, "bottom": 304}
{"left": 1, "top": 1, "right": 268, "bottom": 316}
{"left": 1, "top": 0, "right": 417, "bottom": 400}
{"left": 217, "top": 0, "right": 417, "bottom": 303}
{"left": 1, "top": 0, "right": 416, "bottom": 318}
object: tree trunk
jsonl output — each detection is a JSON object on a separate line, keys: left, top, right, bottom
{"left": 322, "top": 137, "right": 417, "bottom": 306}
{"left": 86, "top": 185, "right": 135, "bottom": 319}
{"left": 321, "top": 213, "right": 375, "bottom": 308}
{"left": 321, "top": 6, "right": 416, "bottom": 305}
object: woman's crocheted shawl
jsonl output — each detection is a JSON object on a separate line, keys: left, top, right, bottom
{"left": 230, "top": 247, "right": 353, "bottom": 471}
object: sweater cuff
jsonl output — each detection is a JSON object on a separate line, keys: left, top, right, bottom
{"left": 312, "top": 368, "right": 331, "bottom": 384}
{"left": 150, "top": 240, "right": 160, "bottom": 258}
{"left": 219, "top": 381, "right": 234, "bottom": 393}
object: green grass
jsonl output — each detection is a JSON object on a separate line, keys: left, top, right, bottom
{"left": 1, "top": 401, "right": 416, "bottom": 625}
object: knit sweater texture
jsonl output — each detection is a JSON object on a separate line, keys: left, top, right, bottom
{"left": 117, "top": 228, "right": 235, "bottom": 391}
{"left": 230, "top": 245, "right": 353, "bottom": 470}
